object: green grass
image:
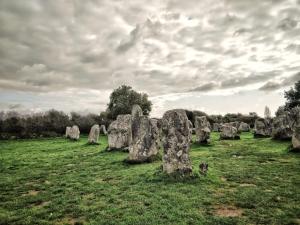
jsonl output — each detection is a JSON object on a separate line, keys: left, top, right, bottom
{"left": 0, "top": 133, "right": 299, "bottom": 225}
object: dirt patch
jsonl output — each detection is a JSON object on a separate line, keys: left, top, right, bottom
{"left": 214, "top": 205, "right": 243, "bottom": 217}
{"left": 23, "top": 190, "right": 39, "bottom": 196}
{"left": 213, "top": 189, "right": 225, "bottom": 197}
{"left": 221, "top": 177, "right": 227, "bottom": 182}
{"left": 33, "top": 201, "right": 51, "bottom": 208}
{"left": 55, "top": 216, "right": 85, "bottom": 225}
{"left": 82, "top": 193, "right": 94, "bottom": 201}
{"left": 94, "top": 178, "right": 104, "bottom": 183}
{"left": 240, "top": 183, "right": 256, "bottom": 187}
{"left": 44, "top": 180, "right": 51, "bottom": 185}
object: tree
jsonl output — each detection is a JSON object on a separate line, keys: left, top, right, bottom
{"left": 70, "top": 112, "right": 99, "bottom": 133}
{"left": 106, "top": 85, "right": 152, "bottom": 120}
{"left": 284, "top": 80, "right": 300, "bottom": 110}
{"left": 264, "top": 106, "right": 271, "bottom": 119}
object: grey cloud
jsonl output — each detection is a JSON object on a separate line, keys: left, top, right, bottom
{"left": 116, "top": 25, "right": 140, "bottom": 53}
{"left": 8, "top": 103, "right": 23, "bottom": 110}
{"left": 190, "top": 72, "right": 281, "bottom": 92}
{"left": 259, "top": 72, "right": 300, "bottom": 91}
{"left": 189, "top": 82, "right": 218, "bottom": 92}
{"left": 0, "top": 0, "right": 299, "bottom": 114}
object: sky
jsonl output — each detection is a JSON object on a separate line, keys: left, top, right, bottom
{"left": 0, "top": 0, "right": 300, "bottom": 117}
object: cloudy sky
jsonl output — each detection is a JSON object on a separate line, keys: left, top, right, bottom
{"left": 0, "top": 0, "right": 300, "bottom": 117}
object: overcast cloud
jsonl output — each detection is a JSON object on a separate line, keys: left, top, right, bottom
{"left": 0, "top": 0, "right": 299, "bottom": 117}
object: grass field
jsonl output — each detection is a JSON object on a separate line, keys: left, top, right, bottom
{"left": 0, "top": 132, "right": 300, "bottom": 225}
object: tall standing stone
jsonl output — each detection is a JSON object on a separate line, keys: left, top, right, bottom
{"left": 127, "top": 105, "right": 160, "bottom": 163}
{"left": 220, "top": 123, "right": 240, "bottom": 140}
{"left": 69, "top": 125, "right": 80, "bottom": 141}
{"left": 195, "top": 116, "right": 211, "bottom": 144}
{"left": 162, "top": 109, "right": 192, "bottom": 176}
{"left": 290, "top": 107, "right": 300, "bottom": 129}
{"left": 107, "top": 114, "right": 132, "bottom": 151}
{"left": 88, "top": 124, "right": 100, "bottom": 144}
{"left": 100, "top": 125, "right": 107, "bottom": 135}
{"left": 188, "top": 120, "right": 193, "bottom": 143}
{"left": 254, "top": 118, "right": 272, "bottom": 138}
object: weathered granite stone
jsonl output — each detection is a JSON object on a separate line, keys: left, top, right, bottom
{"left": 69, "top": 125, "right": 80, "bottom": 140}
{"left": 100, "top": 125, "right": 107, "bottom": 135}
{"left": 127, "top": 110, "right": 160, "bottom": 163}
{"left": 162, "top": 109, "right": 192, "bottom": 176}
{"left": 254, "top": 118, "right": 272, "bottom": 138}
{"left": 195, "top": 116, "right": 211, "bottom": 144}
{"left": 238, "top": 122, "right": 250, "bottom": 132}
{"left": 272, "top": 112, "right": 293, "bottom": 140}
{"left": 127, "top": 105, "right": 160, "bottom": 163}
{"left": 220, "top": 123, "right": 240, "bottom": 140}
{"left": 290, "top": 107, "right": 300, "bottom": 129}
{"left": 230, "top": 121, "right": 240, "bottom": 130}
{"left": 188, "top": 120, "right": 193, "bottom": 143}
{"left": 65, "top": 126, "right": 71, "bottom": 138}
{"left": 107, "top": 114, "right": 132, "bottom": 151}
{"left": 88, "top": 124, "right": 100, "bottom": 144}
{"left": 292, "top": 125, "right": 300, "bottom": 150}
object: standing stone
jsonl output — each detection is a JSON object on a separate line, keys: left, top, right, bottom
{"left": 230, "top": 121, "right": 240, "bottom": 130}
{"left": 254, "top": 118, "right": 272, "bottom": 138}
{"left": 107, "top": 114, "right": 132, "bottom": 151}
{"left": 238, "top": 122, "right": 250, "bottom": 132}
{"left": 65, "top": 126, "right": 71, "bottom": 138}
{"left": 162, "top": 109, "right": 192, "bottom": 176}
{"left": 69, "top": 125, "right": 80, "bottom": 141}
{"left": 292, "top": 125, "right": 300, "bottom": 150}
{"left": 290, "top": 107, "right": 300, "bottom": 129}
{"left": 272, "top": 112, "right": 293, "bottom": 140}
{"left": 188, "top": 120, "right": 193, "bottom": 143}
{"left": 127, "top": 105, "right": 160, "bottom": 163}
{"left": 220, "top": 123, "right": 240, "bottom": 140}
{"left": 213, "top": 123, "right": 220, "bottom": 132}
{"left": 195, "top": 116, "right": 211, "bottom": 144}
{"left": 88, "top": 124, "right": 100, "bottom": 144}
{"left": 100, "top": 125, "right": 107, "bottom": 135}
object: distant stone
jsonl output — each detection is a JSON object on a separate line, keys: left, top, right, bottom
{"left": 162, "top": 109, "right": 192, "bottom": 176}
{"left": 88, "top": 124, "right": 100, "bottom": 144}
{"left": 195, "top": 116, "right": 211, "bottom": 144}
{"left": 238, "top": 122, "right": 250, "bottom": 132}
{"left": 100, "top": 125, "right": 107, "bottom": 135}
{"left": 213, "top": 123, "right": 221, "bottom": 132}
{"left": 254, "top": 118, "right": 272, "bottom": 138}
{"left": 69, "top": 125, "right": 80, "bottom": 140}
{"left": 292, "top": 125, "right": 300, "bottom": 150}
{"left": 229, "top": 121, "right": 240, "bottom": 130}
{"left": 65, "top": 126, "right": 71, "bottom": 138}
{"left": 272, "top": 112, "right": 293, "bottom": 140}
{"left": 107, "top": 114, "right": 132, "bottom": 151}
{"left": 220, "top": 123, "right": 240, "bottom": 140}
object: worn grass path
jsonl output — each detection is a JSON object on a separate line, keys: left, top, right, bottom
{"left": 0, "top": 133, "right": 299, "bottom": 225}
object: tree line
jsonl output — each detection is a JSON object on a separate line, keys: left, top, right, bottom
{"left": 0, "top": 80, "right": 299, "bottom": 140}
